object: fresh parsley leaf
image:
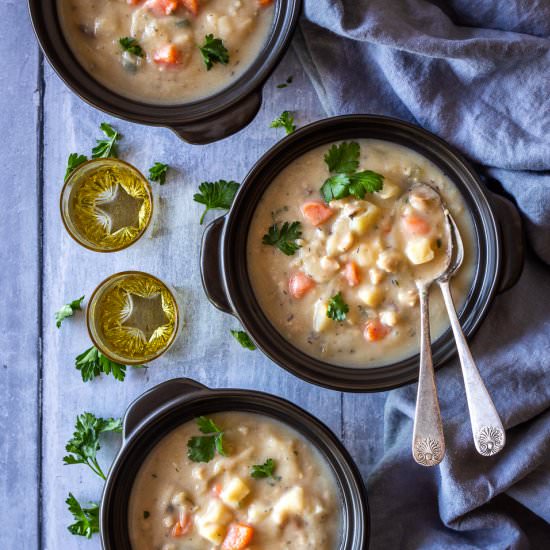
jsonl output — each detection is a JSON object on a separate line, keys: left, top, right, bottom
{"left": 320, "top": 173, "right": 351, "bottom": 203}
{"left": 251, "top": 458, "right": 277, "bottom": 479}
{"left": 75, "top": 346, "right": 130, "bottom": 382}
{"left": 347, "top": 170, "right": 384, "bottom": 198}
{"left": 230, "top": 330, "right": 256, "bottom": 351}
{"left": 91, "top": 123, "right": 120, "bottom": 159}
{"left": 56, "top": 296, "right": 85, "bottom": 328}
{"left": 327, "top": 292, "right": 349, "bottom": 322}
{"left": 270, "top": 111, "right": 296, "bottom": 135}
{"left": 119, "top": 37, "right": 144, "bottom": 58}
{"left": 65, "top": 154, "right": 88, "bottom": 181}
{"left": 148, "top": 162, "right": 169, "bottom": 184}
{"left": 63, "top": 412, "right": 122, "bottom": 480}
{"left": 66, "top": 493, "right": 100, "bottom": 539}
{"left": 199, "top": 34, "right": 229, "bottom": 70}
{"left": 193, "top": 180, "right": 240, "bottom": 224}
{"left": 276, "top": 75, "right": 294, "bottom": 89}
{"left": 324, "top": 141, "right": 360, "bottom": 174}
{"left": 262, "top": 221, "right": 302, "bottom": 256}
{"left": 143, "top": 510, "right": 150, "bottom": 519}
{"left": 187, "top": 416, "right": 227, "bottom": 463}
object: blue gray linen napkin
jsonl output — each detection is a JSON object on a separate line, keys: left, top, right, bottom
{"left": 294, "top": 1, "right": 550, "bottom": 548}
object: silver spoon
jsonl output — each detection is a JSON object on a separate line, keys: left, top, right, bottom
{"left": 437, "top": 210, "right": 506, "bottom": 457}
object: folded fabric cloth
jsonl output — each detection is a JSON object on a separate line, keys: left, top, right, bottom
{"left": 294, "top": 1, "right": 550, "bottom": 547}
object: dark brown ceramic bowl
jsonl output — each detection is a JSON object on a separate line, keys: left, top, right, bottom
{"left": 28, "top": 1, "right": 301, "bottom": 144}
{"left": 200, "top": 115, "right": 524, "bottom": 392}
{"left": 101, "top": 378, "right": 369, "bottom": 549}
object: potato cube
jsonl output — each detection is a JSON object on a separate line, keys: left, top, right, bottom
{"left": 247, "top": 503, "right": 270, "bottom": 524}
{"left": 380, "top": 310, "right": 399, "bottom": 327}
{"left": 358, "top": 286, "right": 384, "bottom": 308}
{"left": 376, "top": 179, "right": 400, "bottom": 199}
{"left": 272, "top": 486, "right": 305, "bottom": 525}
{"left": 197, "top": 522, "right": 226, "bottom": 545}
{"left": 220, "top": 477, "right": 250, "bottom": 508}
{"left": 405, "top": 238, "right": 434, "bottom": 265}
{"left": 376, "top": 250, "right": 402, "bottom": 273}
{"left": 313, "top": 300, "right": 330, "bottom": 332}
{"left": 350, "top": 203, "right": 380, "bottom": 235}
{"left": 368, "top": 267, "right": 385, "bottom": 285}
{"left": 200, "top": 500, "right": 232, "bottom": 525}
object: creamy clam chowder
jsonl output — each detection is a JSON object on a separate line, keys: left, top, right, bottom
{"left": 129, "top": 412, "right": 341, "bottom": 550}
{"left": 247, "top": 139, "right": 476, "bottom": 368}
{"left": 58, "top": 0, "right": 274, "bottom": 103}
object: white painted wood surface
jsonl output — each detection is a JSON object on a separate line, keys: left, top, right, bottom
{"left": 2, "top": 4, "right": 388, "bottom": 548}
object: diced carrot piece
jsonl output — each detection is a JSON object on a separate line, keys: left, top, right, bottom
{"left": 402, "top": 214, "right": 430, "bottom": 236}
{"left": 181, "top": 0, "right": 199, "bottom": 15}
{"left": 343, "top": 261, "right": 361, "bottom": 287}
{"left": 288, "top": 272, "right": 315, "bottom": 299}
{"left": 171, "top": 510, "right": 192, "bottom": 537}
{"left": 300, "top": 201, "right": 334, "bottom": 226}
{"left": 145, "top": 0, "right": 179, "bottom": 16}
{"left": 153, "top": 44, "right": 180, "bottom": 64}
{"left": 212, "top": 483, "right": 222, "bottom": 497}
{"left": 127, "top": 0, "right": 142, "bottom": 5}
{"left": 221, "top": 523, "right": 254, "bottom": 550}
{"left": 363, "top": 319, "right": 389, "bottom": 342}
{"left": 259, "top": 0, "right": 274, "bottom": 5}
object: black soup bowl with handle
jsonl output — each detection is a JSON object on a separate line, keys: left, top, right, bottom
{"left": 200, "top": 115, "right": 524, "bottom": 392}
{"left": 101, "top": 378, "right": 370, "bottom": 549}
{"left": 28, "top": 0, "right": 301, "bottom": 144}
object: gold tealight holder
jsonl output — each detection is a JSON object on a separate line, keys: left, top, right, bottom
{"left": 60, "top": 158, "right": 153, "bottom": 252}
{"left": 87, "top": 271, "right": 181, "bottom": 365}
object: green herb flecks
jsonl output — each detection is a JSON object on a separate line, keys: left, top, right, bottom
{"left": 193, "top": 180, "right": 240, "bottom": 224}
{"left": 65, "top": 154, "right": 88, "bottom": 181}
{"left": 230, "top": 330, "right": 256, "bottom": 351}
{"left": 270, "top": 111, "right": 296, "bottom": 135}
{"left": 199, "top": 34, "right": 229, "bottom": 70}
{"left": 56, "top": 296, "right": 85, "bottom": 328}
{"left": 251, "top": 458, "right": 279, "bottom": 480}
{"left": 187, "top": 416, "right": 227, "bottom": 463}
{"left": 75, "top": 346, "right": 139, "bottom": 382}
{"left": 327, "top": 292, "right": 349, "bottom": 322}
{"left": 91, "top": 123, "right": 120, "bottom": 159}
{"left": 148, "top": 162, "right": 169, "bottom": 184}
{"left": 262, "top": 221, "right": 302, "bottom": 256}
{"left": 119, "top": 37, "right": 145, "bottom": 58}
{"left": 66, "top": 494, "right": 100, "bottom": 539}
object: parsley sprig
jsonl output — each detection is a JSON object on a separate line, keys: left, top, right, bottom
{"left": 66, "top": 494, "right": 100, "bottom": 539}
{"left": 119, "top": 37, "right": 144, "bottom": 58}
{"left": 75, "top": 346, "right": 137, "bottom": 382}
{"left": 63, "top": 413, "right": 122, "bottom": 479}
{"left": 148, "top": 162, "right": 169, "bottom": 185}
{"left": 230, "top": 330, "right": 256, "bottom": 351}
{"left": 320, "top": 142, "right": 384, "bottom": 203}
{"left": 276, "top": 75, "right": 294, "bottom": 89}
{"left": 262, "top": 221, "right": 302, "bottom": 255}
{"left": 193, "top": 180, "right": 240, "bottom": 224}
{"left": 327, "top": 292, "right": 349, "bottom": 321}
{"left": 270, "top": 111, "right": 296, "bottom": 135}
{"left": 92, "top": 123, "right": 120, "bottom": 159}
{"left": 187, "top": 417, "right": 227, "bottom": 463}
{"left": 56, "top": 296, "right": 85, "bottom": 328}
{"left": 199, "top": 34, "right": 229, "bottom": 70}
{"left": 251, "top": 458, "right": 278, "bottom": 479}
{"left": 65, "top": 154, "right": 88, "bottom": 181}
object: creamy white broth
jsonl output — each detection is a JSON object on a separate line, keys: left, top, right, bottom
{"left": 247, "top": 139, "right": 476, "bottom": 368}
{"left": 129, "top": 412, "right": 341, "bottom": 550}
{"left": 58, "top": 0, "right": 274, "bottom": 104}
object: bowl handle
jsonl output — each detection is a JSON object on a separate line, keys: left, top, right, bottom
{"left": 488, "top": 191, "right": 525, "bottom": 293}
{"left": 123, "top": 378, "right": 207, "bottom": 441}
{"left": 169, "top": 91, "right": 262, "bottom": 144}
{"left": 200, "top": 215, "right": 234, "bottom": 314}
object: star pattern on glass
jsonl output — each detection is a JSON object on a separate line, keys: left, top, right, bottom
{"left": 95, "top": 184, "right": 143, "bottom": 234}
{"left": 121, "top": 292, "right": 167, "bottom": 342}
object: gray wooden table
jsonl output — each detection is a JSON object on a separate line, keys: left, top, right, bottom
{"left": 1, "top": 5, "right": 388, "bottom": 549}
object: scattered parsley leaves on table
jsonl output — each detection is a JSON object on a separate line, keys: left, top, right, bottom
{"left": 327, "top": 292, "right": 349, "bottom": 321}
{"left": 187, "top": 416, "right": 227, "bottom": 462}
{"left": 276, "top": 75, "right": 294, "bottom": 89}
{"left": 75, "top": 346, "right": 138, "bottom": 382}
{"left": 230, "top": 330, "right": 256, "bottom": 351}
{"left": 55, "top": 295, "right": 85, "bottom": 328}
{"left": 66, "top": 494, "right": 100, "bottom": 539}
{"left": 119, "top": 37, "right": 145, "bottom": 58}
{"left": 199, "top": 34, "right": 229, "bottom": 70}
{"left": 148, "top": 162, "right": 169, "bottom": 184}
{"left": 92, "top": 122, "right": 120, "bottom": 159}
{"left": 64, "top": 154, "right": 88, "bottom": 181}
{"left": 270, "top": 110, "right": 296, "bottom": 134}
{"left": 262, "top": 221, "right": 302, "bottom": 255}
{"left": 193, "top": 180, "right": 240, "bottom": 224}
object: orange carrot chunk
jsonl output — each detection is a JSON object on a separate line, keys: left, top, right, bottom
{"left": 300, "top": 201, "right": 334, "bottom": 226}
{"left": 221, "top": 523, "right": 254, "bottom": 550}
{"left": 289, "top": 272, "right": 315, "bottom": 299}
{"left": 343, "top": 261, "right": 361, "bottom": 287}
{"left": 181, "top": 0, "right": 199, "bottom": 15}
{"left": 153, "top": 44, "right": 180, "bottom": 64}
{"left": 363, "top": 319, "right": 389, "bottom": 342}
{"left": 259, "top": 0, "right": 274, "bottom": 5}
{"left": 171, "top": 511, "right": 192, "bottom": 537}
{"left": 402, "top": 214, "right": 430, "bottom": 236}
{"left": 145, "top": 0, "right": 180, "bottom": 16}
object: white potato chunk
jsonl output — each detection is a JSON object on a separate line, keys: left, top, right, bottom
{"left": 350, "top": 203, "right": 380, "bottom": 235}
{"left": 313, "top": 300, "right": 330, "bottom": 332}
{"left": 247, "top": 503, "right": 270, "bottom": 524}
{"left": 376, "top": 179, "right": 400, "bottom": 199}
{"left": 199, "top": 500, "right": 232, "bottom": 525}
{"left": 320, "top": 256, "right": 340, "bottom": 273}
{"left": 326, "top": 217, "right": 353, "bottom": 255}
{"left": 358, "top": 286, "right": 384, "bottom": 308}
{"left": 171, "top": 492, "right": 188, "bottom": 507}
{"left": 376, "top": 250, "right": 402, "bottom": 273}
{"left": 272, "top": 486, "right": 305, "bottom": 525}
{"left": 398, "top": 289, "right": 419, "bottom": 307}
{"left": 197, "top": 522, "right": 226, "bottom": 545}
{"left": 405, "top": 238, "right": 435, "bottom": 265}
{"left": 368, "top": 267, "right": 385, "bottom": 285}
{"left": 220, "top": 477, "right": 250, "bottom": 508}
{"left": 380, "top": 310, "right": 399, "bottom": 327}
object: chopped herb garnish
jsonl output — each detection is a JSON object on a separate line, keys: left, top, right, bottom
{"left": 262, "top": 221, "right": 302, "bottom": 256}
{"left": 251, "top": 458, "right": 277, "bottom": 479}
{"left": 65, "top": 154, "right": 88, "bottom": 181}
{"left": 437, "top": 238, "right": 442, "bottom": 248}
{"left": 119, "top": 37, "right": 144, "bottom": 58}
{"left": 63, "top": 412, "right": 122, "bottom": 480}
{"left": 143, "top": 511, "right": 150, "bottom": 519}
{"left": 230, "top": 330, "right": 256, "bottom": 351}
{"left": 66, "top": 494, "right": 100, "bottom": 539}
{"left": 148, "top": 162, "right": 169, "bottom": 184}
{"left": 193, "top": 180, "right": 240, "bottom": 224}
{"left": 91, "top": 123, "right": 120, "bottom": 159}
{"left": 75, "top": 346, "right": 138, "bottom": 382}
{"left": 56, "top": 295, "right": 85, "bottom": 328}
{"left": 327, "top": 292, "right": 349, "bottom": 322}
{"left": 320, "top": 142, "right": 384, "bottom": 203}
{"left": 276, "top": 75, "right": 294, "bottom": 89}
{"left": 270, "top": 111, "right": 296, "bottom": 135}
{"left": 199, "top": 34, "right": 229, "bottom": 70}
{"left": 187, "top": 416, "right": 227, "bottom": 463}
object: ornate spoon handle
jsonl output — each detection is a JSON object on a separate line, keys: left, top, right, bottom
{"left": 438, "top": 280, "right": 505, "bottom": 456}
{"left": 412, "top": 283, "right": 446, "bottom": 467}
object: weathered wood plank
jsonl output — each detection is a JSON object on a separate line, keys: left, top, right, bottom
{"left": 0, "top": 4, "right": 41, "bottom": 549}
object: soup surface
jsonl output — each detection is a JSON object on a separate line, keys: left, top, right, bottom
{"left": 58, "top": 0, "right": 274, "bottom": 103}
{"left": 247, "top": 139, "right": 476, "bottom": 368}
{"left": 129, "top": 412, "right": 341, "bottom": 550}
